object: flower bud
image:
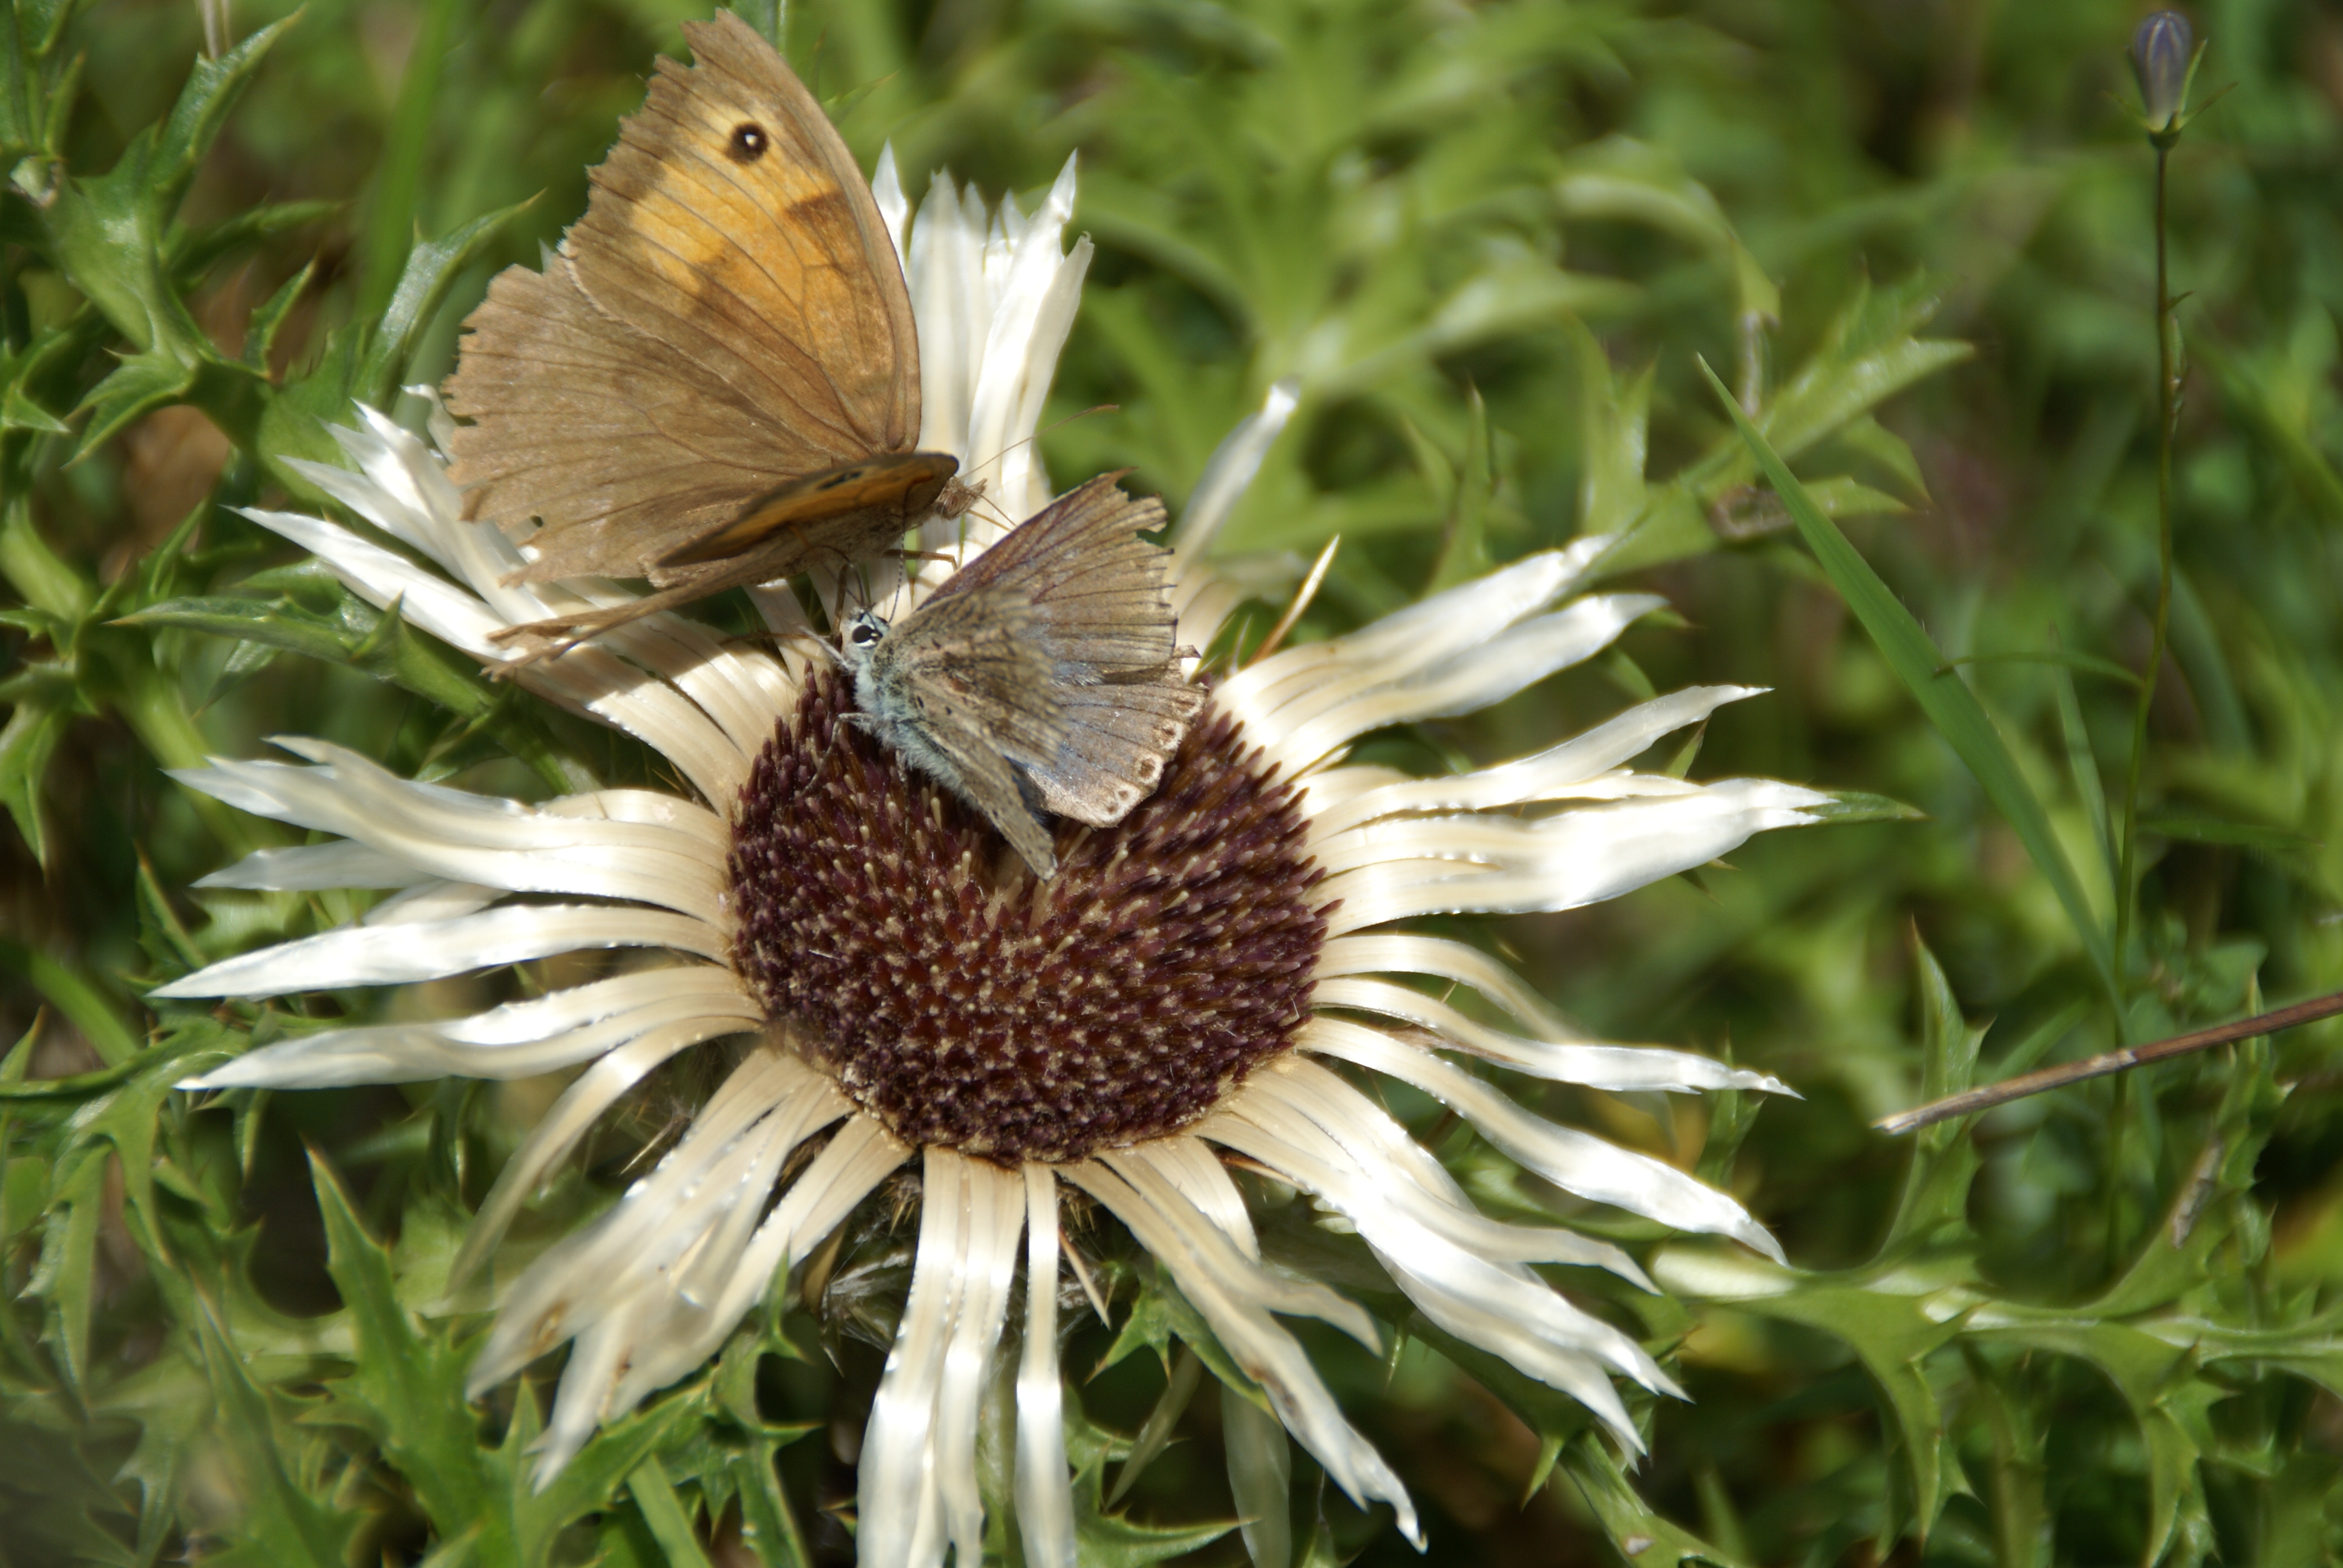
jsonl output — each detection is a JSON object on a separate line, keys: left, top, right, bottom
{"left": 2131, "top": 11, "right": 2194, "bottom": 132}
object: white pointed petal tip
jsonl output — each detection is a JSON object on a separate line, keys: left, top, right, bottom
{"left": 176, "top": 1063, "right": 252, "bottom": 1092}
{"left": 1044, "top": 150, "right": 1078, "bottom": 218}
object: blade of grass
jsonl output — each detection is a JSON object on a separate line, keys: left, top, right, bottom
{"left": 2047, "top": 633, "right": 2116, "bottom": 895}
{"left": 356, "top": 0, "right": 459, "bottom": 323}
{"left": 1697, "top": 358, "right": 2120, "bottom": 1011}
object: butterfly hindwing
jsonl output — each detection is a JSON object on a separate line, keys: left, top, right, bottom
{"left": 929, "top": 473, "right": 1182, "bottom": 677}
{"left": 895, "top": 710, "right": 1061, "bottom": 878}
{"left": 1020, "top": 681, "right": 1205, "bottom": 828}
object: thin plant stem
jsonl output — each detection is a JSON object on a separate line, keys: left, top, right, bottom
{"left": 1875, "top": 987, "right": 2343, "bottom": 1135}
{"left": 2114, "top": 141, "right": 2177, "bottom": 978}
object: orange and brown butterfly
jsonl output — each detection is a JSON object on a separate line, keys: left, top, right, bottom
{"left": 444, "top": 13, "right": 957, "bottom": 665}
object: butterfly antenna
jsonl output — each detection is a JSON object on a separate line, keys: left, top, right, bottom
{"left": 954, "top": 403, "right": 1122, "bottom": 524}
{"left": 1247, "top": 534, "right": 1340, "bottom": 665}
{"left": 990, "top": 403, "right": 1119, "bottom": 467}
{"left": 742, "top": 624, "right": 844, "bottom": 667}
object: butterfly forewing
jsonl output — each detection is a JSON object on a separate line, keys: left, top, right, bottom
{"left": 876, "top": 587, "right": 1065, "bottom": 769}
{"left": 894, "top": 708, "right": 1061, "bottom": 879}
{"left": 445, "top": 256, "right": 801, "bottom": 580}
{"left": 444, "top": 13, "right": 951, "bottom": 658}
{"left": 936, "top": 473, "right": 1204, "bottom": 825}
{"left": 563, "top": 20, "right": 915, "bottom": 457}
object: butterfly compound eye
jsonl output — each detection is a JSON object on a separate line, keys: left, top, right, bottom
{"left": 727, "top": 122, "right": 769, "bottom": 163}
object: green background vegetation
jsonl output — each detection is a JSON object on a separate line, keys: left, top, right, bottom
{"left": 4, "top": 0, "right": 2343, "bottom": 1562}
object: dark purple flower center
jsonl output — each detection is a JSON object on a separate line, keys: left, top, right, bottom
{"left": 728, "top": 671, "right": 1327, "bottom": 1163}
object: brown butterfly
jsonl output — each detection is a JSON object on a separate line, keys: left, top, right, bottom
{"left": 841, "top": 473, "right": 1207, "bottom": 877}
{"left": 444, "top": 13, "right": 957, "bottom": 664}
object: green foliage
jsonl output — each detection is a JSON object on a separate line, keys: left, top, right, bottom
{"left": 4, "top": 0, "right": 2343, "bottom": 1563}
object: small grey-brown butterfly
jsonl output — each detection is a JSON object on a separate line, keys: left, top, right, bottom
{"left": 841, "top": 473, "right": 1206, "bottom": 877}
{"left": 444, "top": 13, "right": 957, "bottom": 665}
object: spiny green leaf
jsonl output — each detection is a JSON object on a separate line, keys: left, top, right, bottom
{"left": 188, "top": 1299, "right": 355, "bottom": 1568}
{"left": 1960, "top": 1348, "right": 2051, "bottom": 1568}
{"left": 1760, "top": 276, "right": 1972, "bottom": 463}
{"left": 27, "top": 1148, "right": 106, "bottom": 1395}
{"left": 358, "top": 197, "right": 536, "bottom": 410}
{"left": 2086, "top": 1035, "right": 2284, "bottom": 1319}
{"left": 1973, "top": 1317, "right": 2212, "bottom": 1566}
{"left": 69, "top": 348, "right": 197, "bottom": 460}
{"left": 170, "top": 199, "right": 340, "bottom": 286}
{"left": 1425, "top": 386, "right": 1496, "bottom": 593}
{"left": 311, "top": 1151, "right": 509, "bottom": 1552}
{"left": 628, "top": 1456, "right": 718, "bottom": 1568}
{"left": 0, "top": 695, "right": 68, "bottom": 865}
{"left": 147, "top": 16, "right": 297, "bottom": 219}
{"left": 1, "top": 363, "right": 73, "bottom": 434}
{"left": 1877, "top": 939, "right": 1986, "bottom": 1255}
{"left": 1753, "top": 1285, "right": 1963, "bottom": 1541}
{"left": 723, "top": 1442, "right": 815, "bottom": 1568}
{"left": 0, "top": 940, "right": 139, "bottom": 1066}
{"left": 1561, "top": 1437, "right": 1750, "bottom": 1568}
{"left": 1573, "top": 325, "right": 1652, "bottom": 538}
{"left": 1072, "top": 1443, "right": 1237, "bottom": 1568}
{"left": 122, "top": 590, "right": 581, "bottom": 793}
{"left": 523, "top": 1390, "right": 707, "bottom": 1564}
{"left": 1223, "top": 1380, "right": 1294, "bottom": 1568}
{"left": 1107, "top": 1342, "right": 1202, "bottom": 1507}
{"left": 240, "top": 260, "right": 316, "bottom": 375}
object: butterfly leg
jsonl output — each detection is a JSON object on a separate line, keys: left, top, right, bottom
{"left": 480, "top": 581, "right": 713, "bottom": 675}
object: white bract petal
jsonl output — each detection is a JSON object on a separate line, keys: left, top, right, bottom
{"left": 1220, "top": 537, "right": 1610, "bottom": 734}
{"left": 1312, "top": 976, "right": 1793, "bottom": 1094}
{"left": 1014, "top": 1166, "right": 1076, "bottom": 1568}
{"left": 361, "top": 881, "right": 502, "bottom": 926}
{"left": 906, "top": 158, "right": 1089, "bottom": 534}
{"left": 1064, "top": 1157, "right": 1421, "bottom": 1547}
{"left": 1300, "top": 1017, "right": 1785, "bottom": 1263}
{"left": 1321, "top": 778, "right": 1832, "bottom": 935}
{"left": 1314, "top": 932, "right": 1581, "bottom": 1038}
{"left": 1260, "top": 593, "right": 1663, "bottom": 778}
{"left": 171, "top": 745, "right": 730, "bottom": 926}
{"left": 1213, "top": 1060, "right": 1654, "bottom": 1286}
{"left": 610, "top": 1114, "right": 913, "bottom": 1420}
{"left": 194, "top": 840, "right": 430, "bottom": 891}
{"left": 1308, "top": 684, "right": 1765, "bottom": 842}
{"left": 181, "top": 967, "right": 761, "bottom": 1090}
{"left": 154, "top": 904, "right": 724, "bottom": 999}
{"left": 860, "top": 1149, "right": 1027, "bottom": 1568}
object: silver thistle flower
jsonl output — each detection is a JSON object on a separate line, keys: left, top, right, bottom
{"left": 166, "top": 159, "right": 1823, "bottom": 1563}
